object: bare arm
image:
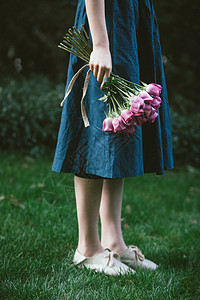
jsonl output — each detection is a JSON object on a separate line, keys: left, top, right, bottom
{"left": 85, "top": 0, "right": 112, "bottom": 89}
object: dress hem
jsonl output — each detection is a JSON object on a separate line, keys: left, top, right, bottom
{"left": 51, "top": 164, "right": 174, "bottom": 179}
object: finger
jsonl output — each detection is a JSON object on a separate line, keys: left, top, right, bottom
{"left": 104, "top": 68, "right": 111, "bottom": 79}
{"left": 93, "top": 64, "right": 99, "bottom": 77}
{"left": 100, "top": 69, "right": 111, "bottom": 89}
{"left": 89, "top": 63, "right": 94, "bottom": 73}
{"left": 97, "top": 66, "right": 106, "bottom": 83}
{"left": 100, "top": 80, "right": 105, "bottom": 90}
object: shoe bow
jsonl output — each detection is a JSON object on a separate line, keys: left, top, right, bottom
{"left": 104, "top": 250, "right": 120, "bottom": 267}
{"left": 128, "top": 245, "right": 145, "bottom": 264}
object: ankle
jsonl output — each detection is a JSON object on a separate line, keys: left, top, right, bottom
{"left": 101, "top": 240, "right": 127, "bottom": 253}
{"left": 77, "top": 244, "right": 104, "bottom": 258}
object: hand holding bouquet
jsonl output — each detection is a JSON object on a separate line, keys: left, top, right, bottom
{"left": 59, "top": 25, "right": 162, "bottom": 133}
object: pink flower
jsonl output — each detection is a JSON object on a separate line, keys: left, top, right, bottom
{"left": 103, "top": 117, "right": 114, "bottom": 132}
{"left": 146, "top": 107, "right": 158, "bottom": 123}
{"left": 130, "top": 96, "right": 144, "bottom": 115}
{"left": 139, "top": 91, "right": 154, "bottom": 103}
{"left": 125, "top": 118, "right": 138, "bottom": 128}
{"left": 144, "top": 104, "right": 152, "bottom": 117}
{"left": 112, "top": 116, "right": 127, "bottom": 133}
{"left": 137, "top": 107, "right": 145, "bottom": 115}
{"left": 147, "top": 109, "right": 159, "bottom": 123}
{"left": 121, "top": 109, "right": 134, "bottom": 126}
{"left": 146, "top": 83, "right": 162, "bottom": 97}
{"left": 151, "top": 96, "right": 162, "bottom": 109}
{"left": 129, "top": 95, "right": 140, "bottom": 104}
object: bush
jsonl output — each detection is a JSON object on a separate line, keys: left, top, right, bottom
{"left": 170, "top": 108, "right": 200, "bottom": 167}
{"left": 0, "top": 75, "right": 63, "bottom": 156}
{"left": 0, "top": 75, "right": 199, "bottom": 166}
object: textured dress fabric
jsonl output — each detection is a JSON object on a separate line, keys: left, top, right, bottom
{"left": 52, "top": 0, "right": 174, "bottom": 178}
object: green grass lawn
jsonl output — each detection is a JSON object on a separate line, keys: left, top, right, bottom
{"left": 0, "top": 152, "right": 200, "bottom": 299}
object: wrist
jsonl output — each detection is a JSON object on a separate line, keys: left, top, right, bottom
{"left": 93, "top": 35, "right": 109, "bottom": 50}
{"left": 93, "top": 42, "right": 110, "bottom": 51}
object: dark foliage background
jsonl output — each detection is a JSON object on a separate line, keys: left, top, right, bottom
{"left": 0, "top": 0, "right": 199, "bottom": 166}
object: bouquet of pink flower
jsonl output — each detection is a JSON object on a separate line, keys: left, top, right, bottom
{"left": 101, "top": 80, "right": 162, "bottom": 134}
{"left": 59, "top": 26, "right": 162, "bottom": 133}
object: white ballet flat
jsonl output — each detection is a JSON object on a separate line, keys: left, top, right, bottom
{"left": 73, "top": 248, "right": 136, "bottom": 276}
{"left": 119, "top": 245, "right": 158, "bottom": 270}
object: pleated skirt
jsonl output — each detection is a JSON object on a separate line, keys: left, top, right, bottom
{"left": 52, "top": 0, "right": 174, "bottom": 178}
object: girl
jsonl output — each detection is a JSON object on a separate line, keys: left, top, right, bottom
{"left": 52, "top": 0, "right": 173, "bottom": 275}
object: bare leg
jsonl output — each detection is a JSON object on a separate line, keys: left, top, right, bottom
{"left": 99, "top": 178, "right": 127, "bottom": 253}
{"left": 74, "top": 175, "right": 104, "bottom": 257}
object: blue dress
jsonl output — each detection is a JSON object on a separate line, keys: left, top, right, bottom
{"left": 52, "top": 0, "right": 174, "bottom": 178}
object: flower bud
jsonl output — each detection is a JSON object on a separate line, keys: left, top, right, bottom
{"left": 144, "top": 104, "right": 152, "bottom": 117}
{"left": 139, "top": 91, "right": 154, "bottom": 103}
{"left": 121, "top": 109, "right": 134, "bottom": 126}
{"left": 103, "top": 117, "right": 114, "bottom": 132}
{"left": 130, "top": 96, "right": 141, "bottom": 114}
{"left": 148, "top": 111, "right": 159, "bottom": 123}
{"left": 146, "top": 83, "right": 162, "bottom": 97}
{"left": 112, "top": 116, "right": 127, "bottom": 133}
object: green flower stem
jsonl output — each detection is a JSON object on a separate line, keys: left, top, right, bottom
{"left": 65, "top": 40, "right": 90, "bottom": 62}
{"left": 115, "top": 89, "right": 128, "bottom": 107}
{"left": 112, "top": 74, "right": 143, "bottom": 88}
{"left": 115, "top": 79, "right": 132, "bottom": 90}
{"left": 68, "top": 32, "right": 91, "bottom": 58}
{"left": 58, "top": 45, "right": 89, "bottom": 62}
{"left": 116, "top": 80, "right": 136, "bottom": 93}
{"left": 112, "top": 84, "right": 129, "bottom": 98}
{"left": 117, "top": 79, "right": 138, "bottom": 93}
{"left": 65, "top": 34, "right": 90, "bottom": 60}
{"left": 112, "top": 94, "right": 123, "bottom": 109}
{"left": 76, "top": 28, "right": 92, "bottom": 53}
{"left": 110, "top": 96, "right": 118, "bottom": 114}
{"left": 108, "top": 102, "right": 111, "bottom": 114}
{"left": 61, "top": 38, "right": 74, "bottom": 48}
{"left": 81, "top": 25, "right": 93, "bottom": 49}
{"left": 63, "top": 33, "right": 90, "bottom": 60}
{"left": 60, "top": 38, "right": 90, "bottom": 61}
